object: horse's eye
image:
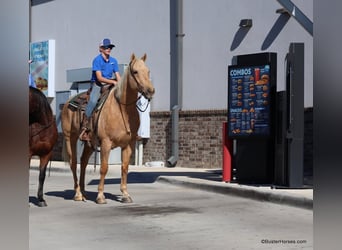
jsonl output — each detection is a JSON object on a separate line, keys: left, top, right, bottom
{"left": 133, "top": 70, "right": 138, "bottom": 74}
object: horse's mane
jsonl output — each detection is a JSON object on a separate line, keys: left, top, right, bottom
{"left": 114, "top": 65, "right": 129, "bottom": 100}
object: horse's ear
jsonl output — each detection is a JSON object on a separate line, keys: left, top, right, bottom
{"left": 130, "top": 53, "right": 136, "bottom": 62}
{"left": 141, "top": 53, "right": 147, "bottom": 62}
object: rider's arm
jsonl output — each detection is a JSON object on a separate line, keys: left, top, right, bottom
{"left": 95, "top": 71, "right": 117, "bottom": 85}
{"left": 114, "top": 72, "right": 121, "bottom": 83}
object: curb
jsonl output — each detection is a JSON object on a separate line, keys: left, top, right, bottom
{"left": 156, "top": 176, "right": 313, "bottom": 210}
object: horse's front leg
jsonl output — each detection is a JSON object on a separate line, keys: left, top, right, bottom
{"left": 37, "top": 154, "right": 51, "bottom": 207}
{"left": 120, "top": 146, "right": 133, "bottom": 203}
{"left": 96, "top": 142, "right": 111, "bottom": 204}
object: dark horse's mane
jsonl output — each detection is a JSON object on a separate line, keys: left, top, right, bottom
{"left": 29, "top": 86, "right": 53, "bottom": 124}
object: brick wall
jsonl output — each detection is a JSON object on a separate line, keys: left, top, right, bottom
{"left": 142, "top": 110, "right": 227, "bottom": 168}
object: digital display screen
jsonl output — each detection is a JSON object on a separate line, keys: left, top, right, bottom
{"left": 228, "top": 65, "right": 271, "bottom": 138}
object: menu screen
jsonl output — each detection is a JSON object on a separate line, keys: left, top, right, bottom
{"left": 228, "top": 65, "right": 271, "bottom": 138}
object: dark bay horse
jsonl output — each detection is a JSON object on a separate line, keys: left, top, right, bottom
{"left": 29, "top": 86, "right": 58, "bottom": 207}
{"left": 61, "top": 53, "right": 155, "bottom": 204}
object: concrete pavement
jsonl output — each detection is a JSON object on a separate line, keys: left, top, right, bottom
{"left": 30, "top": 159, "right": 313, "bottom": 210}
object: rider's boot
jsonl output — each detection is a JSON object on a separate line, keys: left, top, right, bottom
{"left": 79, "top": 114, "right": 91, "bottom": 142}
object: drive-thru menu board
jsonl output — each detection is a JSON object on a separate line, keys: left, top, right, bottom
{"left": 228, "top": 65, "right": 271, "bottom": 138}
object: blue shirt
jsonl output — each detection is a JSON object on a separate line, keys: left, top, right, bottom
{"left": 28, "top": 73, "right": 36, "bottom": 88}
{"left": 91, "top": 54, "right": 119, "bottom": 82}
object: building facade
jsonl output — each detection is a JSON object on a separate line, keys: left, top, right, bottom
{"left": 31, "top": 0, "right": 313, "bottom": 168}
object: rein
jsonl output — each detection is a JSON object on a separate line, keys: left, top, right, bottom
{"left": 116, "top": 94, "right": 150, "bottom": 112}
{"left": 116, "top": 94, "right": 142, "bottom": 106}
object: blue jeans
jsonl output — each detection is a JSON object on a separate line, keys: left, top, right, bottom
{"left": 85, "top": 83, "right": 101, "bottom": 118}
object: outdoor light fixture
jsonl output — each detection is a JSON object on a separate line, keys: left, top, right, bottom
{"left": 239, "top": 19, "right": 253, "bottom": 28}
{"left": 276, "top": 8, "right": 290, "bottom": 15}
{"left": 275, "top": 0, "right": 313, "bottom": 36}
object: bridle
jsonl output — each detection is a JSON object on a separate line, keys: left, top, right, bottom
{"left": 116, "top": 59, "right": 151, "bottom": 111}
{"left": 129, "top": 59, "right": 142, "bottom": 91}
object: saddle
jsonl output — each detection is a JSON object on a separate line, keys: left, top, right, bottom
{"left": 67, "top": 85, "right": 114, "bottom": 146}
{"left": 68, "top": 84, "right": 114, "bottom": 113}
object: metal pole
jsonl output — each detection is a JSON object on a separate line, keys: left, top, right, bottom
{"left": 168, "top": 0, "right": 183, "bottom": 167}
{"left": 138, "top": 141, "right": 143, "bottom": 166}
{"left": 167, "top": 105, "right": 179, "bottom": 167}
{"left": 286, "top": 43, "right": 304, "bottom": 187}
{"left": 170, "top": 0, "right": 184, "bottom": 109}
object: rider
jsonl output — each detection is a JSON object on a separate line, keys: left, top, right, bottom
{"left": 28, "top": 59, "right": 36, "bottom": 88}
{"left": 79, "top": 38, "right": 121, "bottom": 142}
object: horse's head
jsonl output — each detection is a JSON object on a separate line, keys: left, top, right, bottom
{"left": 128, "top": 53, "right": 155, "bottom": 101}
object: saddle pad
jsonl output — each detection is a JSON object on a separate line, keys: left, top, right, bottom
{"left": 68, "top": 92, "right": 89, "bottom": 111}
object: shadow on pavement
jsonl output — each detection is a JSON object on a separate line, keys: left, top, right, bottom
{"left": 44, "top": 190, "right": 122, "bottom": 204}
{"left": 87, "top": 170, "right": 223, "bottom": 186}
{"left": 29, "top": 170, "right": 222, "bottom": 205}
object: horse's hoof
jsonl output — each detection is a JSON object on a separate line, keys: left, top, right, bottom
{"left": 38, "top": 201, "right": 47, "bottom": 207}
{"left": 74, "top": 195, "right": 84, "bottom": 201}
{"left": 96, "top": 197, "right": 107, "bottom": 204}
{"left": 121, "top": 196, "right": 133, "bottom": 203}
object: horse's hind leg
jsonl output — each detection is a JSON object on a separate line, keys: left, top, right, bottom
{"left": 79, "top": 143, "right": 94, "bottom": 201}
{"left": 65, "top": 134, "right": 83, "bottom": 201}
{"left": 69, "top": 135, "right": 84, "bottom": 201}
{"left": 37, "top": 153, "right": 51, "bottom": 207}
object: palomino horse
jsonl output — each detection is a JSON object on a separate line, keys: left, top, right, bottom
{"left": 29, "top": 86, "right": 58, "bottom": 207}
{"left": 61, "top": 53, "right": 155, "bottom": 204}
